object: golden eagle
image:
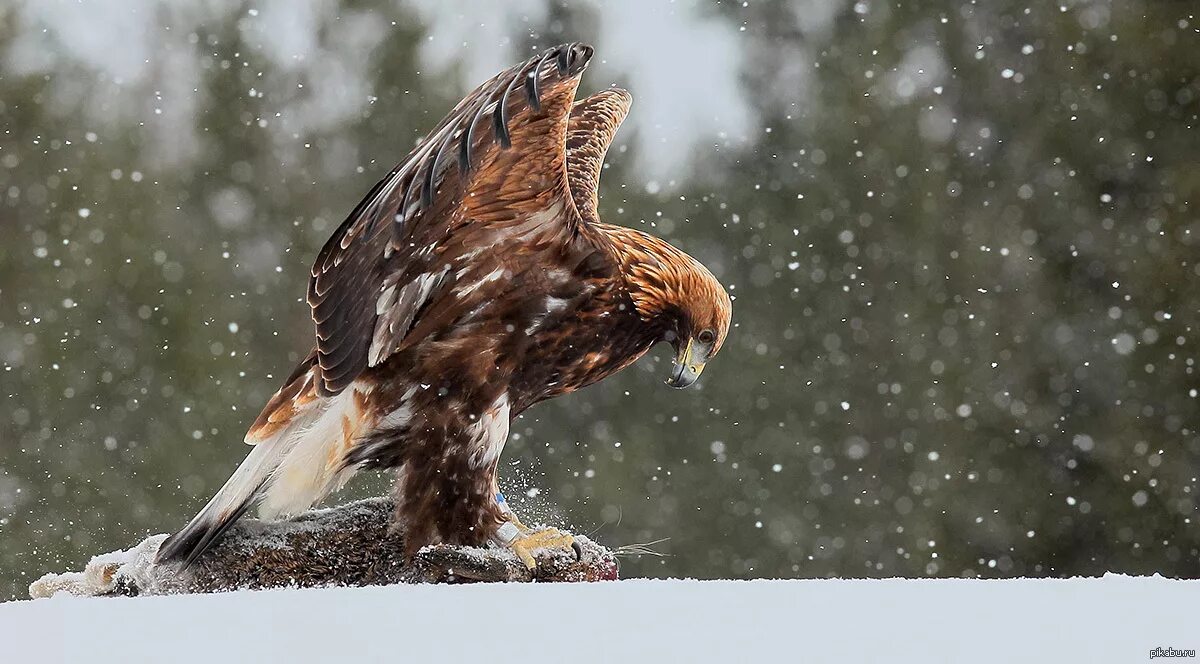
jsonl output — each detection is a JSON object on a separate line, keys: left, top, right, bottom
{"left": 158, "top": 43, "right": 731, "bottom": 568}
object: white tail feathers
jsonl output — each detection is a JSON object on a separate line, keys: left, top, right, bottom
{"left": 157, "top": 382, "right": 371, "bottom": 566}
{"left": 258, "top": 387, "right": 364, "bottom": 519}
{"left": 154, "top": 434, "right": 286, "bottom": 565}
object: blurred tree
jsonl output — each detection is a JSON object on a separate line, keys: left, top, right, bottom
{"left": 0, "top": 0, "right": 1196, "bottom": 599}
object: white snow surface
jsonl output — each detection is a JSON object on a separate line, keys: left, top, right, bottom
{"left": 2, "top": 575, "right": 1195, "bottom": 663}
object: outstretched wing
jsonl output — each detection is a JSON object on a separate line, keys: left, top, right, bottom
{"left": 565, "top": 88, "right": 632, "bottom": 224}
{"left": 305, "top": 43, "right": 595, "bottom": 397}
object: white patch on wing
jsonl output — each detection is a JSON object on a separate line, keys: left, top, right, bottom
{"left": 455, "top": 266, "right": 507, "bottom": 298}
{"left": 454, "top": 245, "right": 485, "bottom": 266}
{"left": 545, "top": 267, "right": 571, "bottom": 283}
{"left": 377, "top": 386, "right": 417, "bottom": 430}
{"left": 507, "top": 200, "right": 563, "bottom": 240}
{"left": 375, "top": 283, "right": 398, "bottom": 315}
{"left": 468, "top": 394, "right": 511, "bottom": 469}
{"left": 369, "top": 267, "right": 448, "bottom": 366}
{"left": 526, "top": 295, "right": 572, "bottom": 334}
{"left": 376, "top": 405, "right": 412, "bottom": 431}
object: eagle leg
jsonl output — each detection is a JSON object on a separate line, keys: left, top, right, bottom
{"left": 493, "top": 493, "right": 581, "bottom": 569}
{"left": 507, "top": 527, "right": 580, "bottom": 571}
{"left": 495, "top": 491, "right": 533, "bottom": 533}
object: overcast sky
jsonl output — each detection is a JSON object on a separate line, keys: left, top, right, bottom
{"left": 7, "top": 0, "right": 761, "bottom": 181}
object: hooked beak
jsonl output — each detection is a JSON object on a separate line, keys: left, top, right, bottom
{"left": 666, "top": 338, "right": 706, "bottom": 389}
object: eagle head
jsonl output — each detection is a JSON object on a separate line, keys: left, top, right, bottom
{"left": 662, "top": 259, "right": 732, "bottom": 389}
{"left": 616, "top": 230, "right": 733, "bottom": 389}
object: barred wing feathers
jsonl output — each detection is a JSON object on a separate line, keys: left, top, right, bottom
{"left": 307, "top": 43, "right": 596, "bottom": 398}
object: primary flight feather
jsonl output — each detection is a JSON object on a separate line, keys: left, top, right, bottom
{"left": 158, "top": 43, "right": 732, "bottom": 568}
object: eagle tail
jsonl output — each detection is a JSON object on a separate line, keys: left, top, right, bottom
{"left": 155, "top": 438, "right": 284, "bottom": 567}
{"left": 157, "top": 369, "right": 366, "bottom": 567}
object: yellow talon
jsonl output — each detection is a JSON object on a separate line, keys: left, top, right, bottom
{"left": 509, "top": 527, "right": 576, "bottom": 570}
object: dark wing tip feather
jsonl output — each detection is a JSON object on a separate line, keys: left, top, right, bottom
{"left": 467, "top": 43, "right": 592, "bottom": 195}
{"left": 524, "top": 69, "right": 541, "bottom": 111}
{"left": 491, "top": 97, "right": 513, "bottom": 149}
{"left": 524, "top": 49, "right": 557, "bottom": 113}
{"left": 365, "top": 41, "right": 592, "bottom": 242}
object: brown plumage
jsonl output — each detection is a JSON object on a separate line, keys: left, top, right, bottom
{"left": 158, "top": 43, "right": 732, "bottom": 567}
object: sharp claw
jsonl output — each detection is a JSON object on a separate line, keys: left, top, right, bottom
{"left": 515, "top": 544, "right": 537, "bottom": 570}
{"left": 506, "top": 525, "right": 579, "bottom": 574}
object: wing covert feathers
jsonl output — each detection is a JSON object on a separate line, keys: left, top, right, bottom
{"left": 307, "top": 42, "right": 594, "bottom": 396}
{"left": 566, "top": 88, "right": 632, "bottom": 222}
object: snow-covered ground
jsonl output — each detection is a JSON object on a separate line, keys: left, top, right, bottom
{"left": 2, "top": 576, "right": 1195, "bottom": 663}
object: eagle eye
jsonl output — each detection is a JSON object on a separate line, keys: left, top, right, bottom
{"left": 697, "top": 329, "right": 716, "bottom": 345}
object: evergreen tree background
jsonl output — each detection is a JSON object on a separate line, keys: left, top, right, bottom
{"left": 1, "top": 0, "right": 1197, "bottom": 599}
